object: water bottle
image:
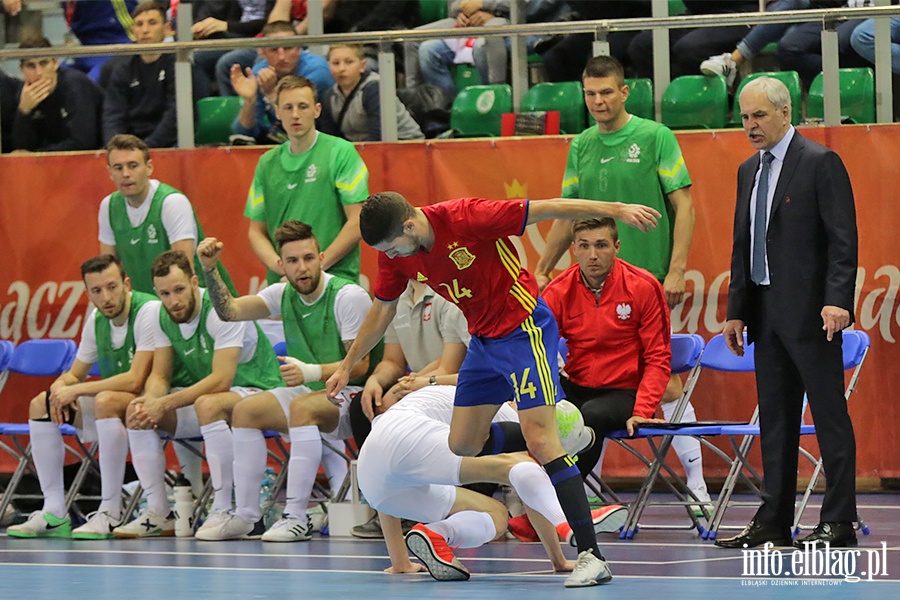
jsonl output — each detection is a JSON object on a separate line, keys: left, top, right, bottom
{"left": 173, "top": 473, "right": 194, "bottom": 537}
{"left": 259, "top": 468, "right": 277, "bottom": 527}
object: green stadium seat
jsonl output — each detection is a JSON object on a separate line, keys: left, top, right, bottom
{"left": 669, "top": 0, "right": 687, "bottom": 15}
{"left": 625, "top": 78, "right": 654, "bottom": 121}
{"left": 806, "top": 68, "right": 875, "bottom": 124}
{"left": 661, "top": 75, "right": 728, "bottom": 129}
{"left": 520, "top": 81, "right": 585, "bottom": 134}
{"left": 419, "top": 0, "right": 448, "bottom": 23}
{"left": 450, "top": 84, "right": 513, "bottom": 137}
{"left": 452, "top": 64, "right": 481, "bottom": 92}
{"left": 731, "top": 71, "right": 802, "bottom": 126}
{"left": 195, "top": 96, "right": 243, "bottom": 145}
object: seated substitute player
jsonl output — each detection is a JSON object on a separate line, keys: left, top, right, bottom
{"left": 542, "top": 218, "right": 672, "bottom": 487}
{"left": 194, "top": 221, "right": 380, "bottom": 542}
{"left": 359, "top": 385, "right": 599, "bottom": 584}
{"left": 7, "top": 255, "right": 156, "bottom": 539}
{"left": 327, "top": 191, "right": 660, "bottom": 587}
{"left": 114, "top": 250, "right": 282, "bottom": 538}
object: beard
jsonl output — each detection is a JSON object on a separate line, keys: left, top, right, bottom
{"left": 166, "top": 291, "right": 197, "bottom": 324}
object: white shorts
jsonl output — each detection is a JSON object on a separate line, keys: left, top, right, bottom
{"left": 267, "top": 385, "right": 360, "bottom": 441}
{"left": 169, "top": 386, "right": 261, "bottom": 440}
{"left": 357, "top": 409, "right": 464, "bottom": 524}
{"left": 74, "top": 395, "right": 98, "bottom": 443}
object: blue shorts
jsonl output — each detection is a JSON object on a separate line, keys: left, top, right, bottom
{"left": 455, "top": 298, "right": 562, "bottom": 410}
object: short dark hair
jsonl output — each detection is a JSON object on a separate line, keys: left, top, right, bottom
{"left": 582, "top": 55, "right": 626, "bottom": 87}
{"left": 132, "top": 1, "right": 167, "bottom": 20}
{"left": 106, "top": 134, "right": 151, "bottom": 163}
{"left": 274, "top": 220, "right": 320, "bottom": 251}
{"left": 359, "top": 192, "right": 416, "bottom": 246}
{"left": 573, "top": 217, "right": 618, "bottom": 243}
{"left": 19, "top": 36, "right": 52, "bottom": 51}
{"left": 81, "top": 254, "right": 126, "bottom": 280}
{"left": 151, "top": 250, "right": 194, "bottom": 279}
{"left": 275, "top": 75, "right": 317, "bottom": 105}
{"left": 262, "top": 20, "right": 297, "bottom": 37}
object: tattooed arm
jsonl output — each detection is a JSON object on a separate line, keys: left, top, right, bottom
{"left": 197, "top": 237, "right": 272, "bottom": 322}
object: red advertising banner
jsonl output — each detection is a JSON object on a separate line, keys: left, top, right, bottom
{"left": 1, "top": 126, "right": 897, "bottom": 481}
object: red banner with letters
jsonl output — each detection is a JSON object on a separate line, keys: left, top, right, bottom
{"left": 1, "top": 126, "right": 898, "bottom": 482}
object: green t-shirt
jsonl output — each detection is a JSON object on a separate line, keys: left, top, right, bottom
{"left": 244, "top": 133, "right": 369, "bottom": 285}
{"left": 94, "top": 291, "right": 155, "bottom": 379}
{"left": 562, "top": 116, "right": 691, "bottom": 281}
{"left": 108, "top": 183, "right": 236, "bottom": 295}
{"left": 159, "top": 292, "right": 282, "bottom": 390}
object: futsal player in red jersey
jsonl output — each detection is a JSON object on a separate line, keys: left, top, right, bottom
{"left": 326, "top": 192, "right": 659, "bottom": 587}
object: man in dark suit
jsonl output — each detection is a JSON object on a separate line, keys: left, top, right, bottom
{"left": 716, "top": 77, "right": 859, "bottom": 550}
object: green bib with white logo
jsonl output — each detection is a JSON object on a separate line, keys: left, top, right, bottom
{"left": 281, "top": 277, "right": 382, "bottom": 390}
{"left": 108, "top": 183, "right": 237, "bottom": 295}
{"left": 159, "top": 292, "right": 282, "bottom": 390}
{"left": 94, "top": 291, "right": 155, "bottom": 379}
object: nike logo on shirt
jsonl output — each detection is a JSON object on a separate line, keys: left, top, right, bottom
{"left": 184, "top": 348, "right": 195, "bottom": 355}
{"left": 600, "top": 157, "right": 614, "bottom": 164}
{"left": 130, "top": 238, "right": 141, "bottom": 245}
{"left": 287, "top": 183, "right": 298, "bottom": 190}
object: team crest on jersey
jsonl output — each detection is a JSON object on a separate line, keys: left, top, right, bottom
{"left": 200, "top": 335, "right": 209, "bottom": 353}
{"left": 616, "top": 303, "right": 632, "bottom": 320}
{"left": 422, "top": 302, "right": 433, "bottom": 322}
{"left": 448, "top": 246, "right": 476, "bottom": 270}
{"left": 147, "top": 224, "right": 159, "bottom": 244}
{"left": 626, "top": 143, "right": 641, "bottom": 163}
{"left": 305, "top": 164, "right": 318, "bottom": 183}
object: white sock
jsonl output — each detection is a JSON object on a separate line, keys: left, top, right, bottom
{"left": 584, "top": 438, "right": 610, "bottom": 496}
{"left": 28, "top": 420, "right": 66, "bottom": 518}
{"left": 233, "top": 428, "right": 267, "bottom": 523}
{"left": 662, "top": 401, "right": 706, "bottom": 491}
{"left": 128, "top": 429, "right": 169, "bottom": 515}
{"left": 201, "top": 420, "right": 234, "bottom": 512}
{"left": 284, "top": 426, "right": 321, "bottom": 517}
{"left": 508, "top": 461, "right": 567, "bottom": 527}
{"left": 320, "top": 438, "right": 348, "bottom": 494}
{"left": 95, "top": 418, "right": 129, "bottom": 518}
{"left": 173, "top": 440, "right": 205, "bottom": 498}
{"left": 427, "top": 511, "right": 497, "bottom": 549}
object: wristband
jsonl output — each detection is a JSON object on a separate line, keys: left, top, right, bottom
{"left": 283, "top": 356, "right": 323, "bottom": 383}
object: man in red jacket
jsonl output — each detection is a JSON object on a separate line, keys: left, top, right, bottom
{"left": 542, "top": 218, "right": 670, "bottom": 480}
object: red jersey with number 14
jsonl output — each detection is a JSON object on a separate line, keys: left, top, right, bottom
{"left": 373, "top": 198, "right": 539, "bottom": 338}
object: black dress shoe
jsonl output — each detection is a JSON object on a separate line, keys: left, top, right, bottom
{"left": 715, "top": 519, "right": 793, "bottom": 549}
{"left": 793, "top": 522, "right": 857, "bottom": 548}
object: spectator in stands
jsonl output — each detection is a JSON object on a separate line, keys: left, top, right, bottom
{"left": 102, "top": 1, "right": 178, "bottom": 148}
{"left": 537, "top": 0, "right": 651, "bottom": 83}
{"left": 318, "top": 44, "right": 423, "bottom": 141}
{"left": 851, "top": 16, "right": 900, "bottom": 74}
{"left": 2, "top": 0, "right": 23, "bottom": 17}
{"left": 66, "top": 0, "right": 139, "bottom": 81}
{"left": 6, "top": 255, "right": 156, "bottom": 540}
{"left": 541, "top": 218, "right": 670, "bottom": 482}
{"left": 0, "top": 68, "right": 23, "bottom": 153}
{"left": 10, "top": 36, "right": 103, "bottom": 153}
{"left": 700, "top": 0, "right": 811, "bottom": 88}
{"left": 183, "top": 0, "right": 278, "bottom": 98}
{"left": 404, "top": 0, "right": 510, "bottom": 98}
{"left": 242, "top": 75, "right": 367, "bottom": 286}
{"left": 777, "top": 1, "right": 872, "bottom": 88}
{"left": 628, "top": 0, "right": 759, "bottom": 80}
{"left": 230, "top": 20, "right": 333, "bottom": 144}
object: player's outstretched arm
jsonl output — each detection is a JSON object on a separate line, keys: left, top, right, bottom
{"left": 198, "top": 237, "right": 272, "bottom": 322}
{"left": 527, "top": 198, "right": 661, "bottom": 232}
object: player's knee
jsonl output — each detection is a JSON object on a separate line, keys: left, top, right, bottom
{"left": 194, "top": 394, "right": 220, "bottom": 424}
{"left": 486, "top": 498, "right": 509, "bottom": 539}
{"left": 29, "top": 393, "right": 48, "bottom": 419}
{"left": 448, "top": 434, "right": 482, "bottom": 457}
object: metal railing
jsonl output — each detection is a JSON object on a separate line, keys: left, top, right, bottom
{"left": 1, "top": 0, "right": 898, "bottom": 148}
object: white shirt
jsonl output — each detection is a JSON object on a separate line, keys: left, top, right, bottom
{"left": 148, "top": 290, "right": 258, "bottom": 363}
{"left": 98, "top": 180, "right": 197, "bottom": 246}
{"left": 75, "top": 297, "right": 159, "bottom": 364}
{"left": 382, "top": 385, "right": 518, "bottom": 426}
{"left": 749, "top": 126, "right": 795, "bottom": 285}
{"left": 257, "top": 274, "right": 372, "bottom": 342}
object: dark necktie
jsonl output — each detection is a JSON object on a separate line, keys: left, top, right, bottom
{"left": 751, "top": 152, "right": 775, "bottom": 285}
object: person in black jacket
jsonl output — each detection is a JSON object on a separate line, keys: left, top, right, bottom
{"left": 11, "top": 36, "right": 103, "bottom": 153}
{"left": 102, "top": 1, "right": 177, "bottom": 148}
{"left": 1, "top": 68, "right": 24, "bottom": 153}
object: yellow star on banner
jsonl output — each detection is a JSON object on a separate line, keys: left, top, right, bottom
{"left": 504, "top": 179, "right": 528, "bottom": 200}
